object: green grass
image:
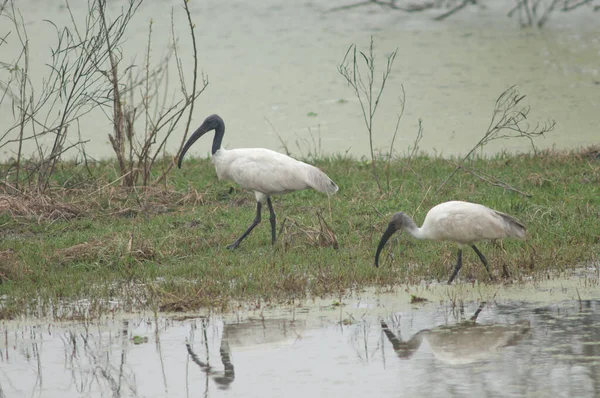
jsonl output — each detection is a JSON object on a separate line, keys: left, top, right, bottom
{"left": 1, "top": 148, "right": 599, "bottom": 319}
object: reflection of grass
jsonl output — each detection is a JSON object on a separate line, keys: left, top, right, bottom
{"left": 1, "top": 147, "right": 599, "bottom": 318}
{"left": 410, "top": 294, "right": 428, "bottom": 304}
{"left": 131, "top": 335, "right": 148, "bottom": 345}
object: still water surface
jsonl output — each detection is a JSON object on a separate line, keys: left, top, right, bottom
{"left": 2, "top": 278, "right": 600, "bottom": 397}
{"left": 1, "top": 1, "right": 598, "bottom": 161}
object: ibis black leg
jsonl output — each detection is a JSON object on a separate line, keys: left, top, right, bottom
{"left": 470, "top": 301, "right": 486, "bottom": 322}
{"left": 266, "top": 197, "right": 277, "bottom": 245}
{"left": 227, "top": 202, "right": 262, "bottom": 250}
{"left": 471, "top": 244, "right": 494, "bottom": 281}
{"left": 447, "top": 248, "right": 463, "bottom": 284}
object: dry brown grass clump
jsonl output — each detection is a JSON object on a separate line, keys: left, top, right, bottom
{"left": 53, "top": 240, "right": 106, "bottom": 264}
{"left": 0, "top": 193, "right": 81, "bottom": 221}
{"left": 277, "top": 211, "right": 339, "bottom": 250}
{"left": 581, "top": 146, "right": 600, "bottom": 160}
{"left": 533, "top": 145, "right": 600, "bottom": 163}
{"left": 94, "top": 186, "right": 207, "bottom": 211}
{"left": 50, "top": 236, "right": 157, "bottom": 266}
{"left": 0, "top": 249, "right": 31, "bottom": 284}
{"left": 0, "top": 185, "right": 209, "bottom": 223}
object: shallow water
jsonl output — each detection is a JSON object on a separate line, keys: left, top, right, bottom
{"left": 2, "top": 276, "right": 600, "bottom": 397}
{"left": 1, "top": 1, "right": 599, "bottom": 161}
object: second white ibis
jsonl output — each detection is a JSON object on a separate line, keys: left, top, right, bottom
{"left": 374, "top": 200, "right": 526, "bottom": 283}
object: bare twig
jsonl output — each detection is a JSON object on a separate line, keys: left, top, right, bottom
{"left": 508, "top": 0, "right": 569, "bottom": 27}
{"left": 327, "top": 0, "right": 378, "bottom": 12}
{"left": 384, "top": 86, "right": 405, "bottom": 192}
{"left": 437, "top": 86, "right": 554, "bottom": 193}
{"left": 97, "top": 0, "right": 143, "bottom": 187}
{"left": 537, "top": 0, "right": 561, "bottom": 27}
{"left": 412, "top": 185, "right": 432, "bottom": 218}
{"left": 329, "top": 0, "right": 591, "bottom": 26}
{"left": 433, "top": 0, "right": 476, "bottom": 21}
{"left": 12, "top": 3, "right": 29, "bottom": 189}
{"left": 265, "top": 116, "right": 291, "bottom": 156}
{"left": 328, "top": 0, "right": 436, "bottom": 13}
{"left": 152, "top": 0, "right": 208, "bottom": 186}
{"left": 407, "top": 119, "right": 423, "bottom": 165}
{"left": 448, "top": 161, "right": 532, "bottom": 197}
{"left": 561, "top": 0, "right": 595, "bottom": 11}
{"left": 1, "top": 0, "right": 110, "bottom": 191}
{"left": 338, "top": 36, "right": 397, "bottom": 192}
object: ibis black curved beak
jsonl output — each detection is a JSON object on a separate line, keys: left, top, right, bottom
{"left": 381, "top": 320, "right": 423, "bottom": 360}
{"left": 177, "top": 123, "right": 211, "bottom": 169}
{"left": 374, "top": 223, "right": 397, "bottom": 267}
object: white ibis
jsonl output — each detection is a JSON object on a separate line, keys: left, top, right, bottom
{"left": 374, "top": 201, "right": 526, "bottom": 284}
{"left": 178, "top": 114, "right": 339, "bottom": 249}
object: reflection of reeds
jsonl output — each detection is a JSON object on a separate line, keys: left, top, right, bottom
{"left": 54, "top": 322, "right": 138, "bottom": 396}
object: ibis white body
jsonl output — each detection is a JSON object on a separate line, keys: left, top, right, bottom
{"left": 409, "top": 201, "right": 526, "bottom": 243}
{"left": 211, "top": 147, "right": 338, "bottom": 202}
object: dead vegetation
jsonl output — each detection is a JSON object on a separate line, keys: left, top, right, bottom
{"left": 277, "top": 211, "right": 339, "bottom": 250}
{"left": 49, "top": 235, "right": 158, "bottom": 267}
{"left": 0, "top": 0, "right": 206, "bottom": 191}
{"left": 0, "top": 193, "right": 82, "bottom": 221}
{"left": 328, "top": 0, "right": 600, "bottom": 26}
{"left": 0, "top": 185, "right": 206, "bottom": 222}
{"left": 0, "top": 248, "right": 29, "bottom": 284}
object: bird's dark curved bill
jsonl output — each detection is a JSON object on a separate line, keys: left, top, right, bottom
{"left": 178, "top": 125, "right": 208, "bottom": 168}
{"left": 374, "top": 223, "right": 396, "bottom": 267}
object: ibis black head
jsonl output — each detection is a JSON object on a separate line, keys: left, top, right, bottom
{"left": 178, "top": 114, "right": 225, "bottom": 168}
{"left": 374, "top": 212, "right": 410, "bottom": 267}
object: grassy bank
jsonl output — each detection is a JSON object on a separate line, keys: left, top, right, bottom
{"left": 1, "top": 148, "right": 599, "bottom": 319}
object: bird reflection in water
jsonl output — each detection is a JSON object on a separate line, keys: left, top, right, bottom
{"left": 381, "top": 304, "right": 531, "bottom": 365}
{"left": 186, "top": 338, "right": 235, "bottom": 390}
{"left": 185, "top": 317, "right": 304, "bottom": 390}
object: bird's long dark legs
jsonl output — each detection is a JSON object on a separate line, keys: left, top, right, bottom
{"left": 227, "top": 202, "right": 262, "bottom": 249}
{"left": 447, "top": 248, "right": 463, "bottom": 284}
{"left": 471, "top": 244, "right": 494, "bottom": 280}
{"left": 266, "top": 197, "right": 276, "bottom": 245}
{"left": 470, "top": 301, "right": 486, "bottom": 322}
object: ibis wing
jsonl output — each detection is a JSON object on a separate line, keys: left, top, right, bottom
{"left": 226, "top": 149, "right": 313, "bottom": 195}
{"left": 423, "top": 201, "right": 524, "bottom": 243}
